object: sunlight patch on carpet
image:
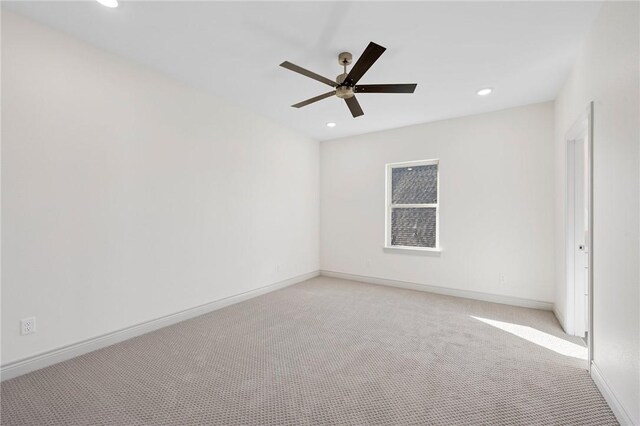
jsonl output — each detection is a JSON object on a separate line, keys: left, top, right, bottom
{"left": 471, "top": 316, "right": 588, "bottom": 360}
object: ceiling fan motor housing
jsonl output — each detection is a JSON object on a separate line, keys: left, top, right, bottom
{"left": 335, "top": 70, "right": 354, "bottom": 99}
{"left": 335, "top": 85, "right": 354, "bottom": 99}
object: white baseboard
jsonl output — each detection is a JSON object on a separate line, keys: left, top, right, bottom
{"left": 0, "top": 270, "right": 319, "bottom": 382}
{"left": 553, "top": 306, "right": 566, "bottom": 332}
{"left": 591, "top": 361, "right": 637, "bottom": 425}
{"left": 320, "top": 270, "right": 554, "bottom": 311}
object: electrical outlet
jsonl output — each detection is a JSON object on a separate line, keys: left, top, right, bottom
{"left": 20, "top": 317, "right": 36, "bottom": 335}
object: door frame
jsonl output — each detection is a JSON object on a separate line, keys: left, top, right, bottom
{"left": 564, "top": 102, "right": 594, "bottom": 369}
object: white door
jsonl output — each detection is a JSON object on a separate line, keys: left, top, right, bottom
{"left": 565, "top": 103, "right": 593, "bottom": 363}
{"left": 572, "top": 137, "right": 589, "bottom": 337}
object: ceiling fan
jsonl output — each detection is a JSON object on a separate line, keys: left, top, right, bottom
{"left": 280, "top": 42, "right": 417, "bottom": 118}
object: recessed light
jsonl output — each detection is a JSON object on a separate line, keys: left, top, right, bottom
{"left": 326, "top": 122, "right": 337, "bottom": 128}
{"left": 96, "top": 0, "right": 118, "bottom": 8}
{"left": 477, "top": 88, "right": 493, "bottom": 96}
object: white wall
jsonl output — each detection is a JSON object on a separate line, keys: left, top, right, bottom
{"left": 553, "top": 2, "right": 639, "bottom": 423}
{"left": 1, "top": 12, "right": 319, "bottom": 365}
{"left": 321, "top": 102, "right": 555, "bottom": 304}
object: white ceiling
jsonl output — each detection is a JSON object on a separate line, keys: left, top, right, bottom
{"left": 3, "top": 1, "right": 602, "bottom": 141}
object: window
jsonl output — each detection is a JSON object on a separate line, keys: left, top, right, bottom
{"left": 385, "top": 159, "right": 440, "bottom": 250}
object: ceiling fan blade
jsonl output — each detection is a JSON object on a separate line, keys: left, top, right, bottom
{"left": 343, "top": 42, "right": 386, "bottom": 86}
{"left": 345, "top": 96, "right": 364, "bottom": 118}
{"left": 280, "top": 61, "right": 337, "bottom": 87}
{"left": 355, "top": 84, "right": 417, "bottom": 94}
{"left": 291, "top": 91, "right": 335, "bottom": 108}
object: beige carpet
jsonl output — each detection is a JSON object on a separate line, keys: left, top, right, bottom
{"left": 1, "top": 277, "right": 617, "bottom": 425}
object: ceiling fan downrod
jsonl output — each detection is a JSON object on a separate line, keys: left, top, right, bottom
{"left": 336, "top": 52, "right": 354, "bottom": 99}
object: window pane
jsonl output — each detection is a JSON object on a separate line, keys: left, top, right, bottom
{"left": 391, "top": 208, "right": 436, "bottom": 248}
{"left": 392, "top": 164, "right": 437, "bottom": 204}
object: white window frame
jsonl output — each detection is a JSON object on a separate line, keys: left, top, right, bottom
{"left": 385, "top": 159, "right": 441, "bottom": 252}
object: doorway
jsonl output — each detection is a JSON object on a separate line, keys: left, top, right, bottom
{"left": 565, "top": 102, "right": 593, "bottom": 368}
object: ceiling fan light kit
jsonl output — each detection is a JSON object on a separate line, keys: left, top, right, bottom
{"left": 280, "top": 42, "right": 417, "bottom": 118}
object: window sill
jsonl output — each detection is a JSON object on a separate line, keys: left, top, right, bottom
{"left": 383, "top": 245, "right": 442, "bottom": 255}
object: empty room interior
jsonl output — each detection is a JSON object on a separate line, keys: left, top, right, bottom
{"left": 1, "top": 1, "right": 639, "bottom": 425}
